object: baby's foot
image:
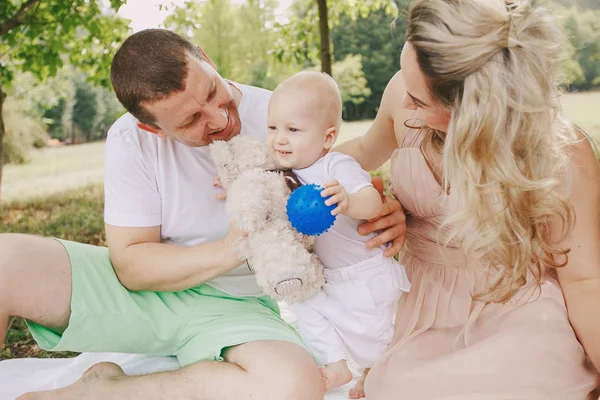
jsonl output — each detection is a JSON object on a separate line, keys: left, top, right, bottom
{"left": 320, "top": 360, "right": 352, "bottom": 392}
{"left": 349, "top": 368, "right": 370, "bottom": 399}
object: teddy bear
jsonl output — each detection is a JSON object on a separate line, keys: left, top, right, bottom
{"left": 209, "top": 134, "right": 325, "bottom": 303}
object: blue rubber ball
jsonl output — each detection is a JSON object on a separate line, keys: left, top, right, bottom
{"left": 287, "top": 184, "right": 336, "bottom": 236}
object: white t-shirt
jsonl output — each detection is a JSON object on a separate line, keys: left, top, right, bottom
{"left": 104, "top": 82, "right": 272, "bottom": 297}
{"left": 293, "top": 152, "right": 384, "bottom": 269}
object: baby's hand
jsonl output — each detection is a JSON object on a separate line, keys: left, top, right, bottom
{"left": 213, "top": 176, "right": 227, "bottom": 200}
{"left": 321, "top": 179, "right": 349, "bottom": 216}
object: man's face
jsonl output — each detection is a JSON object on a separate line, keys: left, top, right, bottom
{"left": 142, "top": 56, "right": 242, "bottom": 147}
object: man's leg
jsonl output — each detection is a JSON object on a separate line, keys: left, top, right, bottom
{"left": 19, "top": 340, "right": 325, "bottom": 400}
{"left": 0, "top": 234, "right": 72, "bottom": 344}
{"left": 0, "top": 314, "right": 9, "bottom": 344}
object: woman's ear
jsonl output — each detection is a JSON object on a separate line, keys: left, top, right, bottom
{"left": 323, "top": 126, "right": 338, "bottom": 150}
{"left": 137, "top": 122, "right": 167, "bottom": 139}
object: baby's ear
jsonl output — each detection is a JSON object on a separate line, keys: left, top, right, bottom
{"left": 323, "top": 127, "right": 338, "bottom": 150}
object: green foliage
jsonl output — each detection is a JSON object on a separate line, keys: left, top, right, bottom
{"left": 331, "top": 7, "right": 406, "bottom": 120}
{"left": 3, "top": 97, "right": 46, "bottom": 164}
{"left": 545, "top": 0, "right": 600, "bottom": 89}
{"left": 2, "top": 66, "right": 124, "bottom": 164}
{"left": 310, "top": 54, "right": 372, "bottom": 118}
{"left": 334, "top": 55, "right": 371, "bottom": 106}
{"left": 0, "top": 0, "right": 130, "bottom": 197}
{"left": 73, "top": 80, "right": 98, "bottom": 142}
{"left": 166, "top": 0, "right": 236, "bottom": 78}
{"left": 273, "top": 0, "right": 398, "bottom": 68}
{"left": 0, "top": 0, "right": 130, "bottom": 89}
{"left": 165, "top": 0, "right": 301, "bottom": 88}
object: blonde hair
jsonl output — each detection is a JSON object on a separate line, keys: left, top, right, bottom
{"left": 274, "top": 71, "right": 343, "bottom": 132}
{"left": 407, "top": 0, "right": 575, "bottom": 303}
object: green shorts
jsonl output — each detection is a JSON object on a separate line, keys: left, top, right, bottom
{"left": 26, "top": 240, "right": 306, "bottom": 367}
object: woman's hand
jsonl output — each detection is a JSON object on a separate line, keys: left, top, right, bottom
{"left": 358, "top": 176, "right": 407, "bottom": 257}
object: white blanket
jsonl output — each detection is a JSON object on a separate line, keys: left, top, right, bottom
{"left": 0, "top": 304, "right": 360, "bottom": 400}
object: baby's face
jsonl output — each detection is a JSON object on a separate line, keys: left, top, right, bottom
{"left": 267, "top": 88, "right": 331, "bottom": 170}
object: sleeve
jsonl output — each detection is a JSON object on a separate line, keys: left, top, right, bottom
{"left": 103, "top": 125, "right": 162, "bottom": 227}
{"left": 324, "top": 152, "right": 373, "bottom": 194}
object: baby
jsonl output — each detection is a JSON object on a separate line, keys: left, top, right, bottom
{"left": 267, "top": 71, "right": 411, "bottom": 397}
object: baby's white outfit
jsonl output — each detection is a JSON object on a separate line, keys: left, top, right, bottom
{"left": 292, "top": 152, "right": 411, "bottom": 368}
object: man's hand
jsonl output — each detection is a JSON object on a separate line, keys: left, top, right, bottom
{"left": 321, "top": 179, "right": 350, "bottom": 216}
{"left": 225, "top": 220, "right": 247, "bottom": 245}
{"left": 358, "top": 176, "right": 407, "bottom": 257}
{"left": 213, "top": 176, "right": 227, "bottom": 200}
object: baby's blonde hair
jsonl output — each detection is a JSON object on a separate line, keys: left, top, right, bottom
{"left": 274, "top": 71, "right": 343, "bottom": 132}
{"left": 407, "top": 0, "right": 576, "bottom": 303}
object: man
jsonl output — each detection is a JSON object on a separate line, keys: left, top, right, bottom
{"left": 0, "top": 29, "right": 407, "bottom": 400}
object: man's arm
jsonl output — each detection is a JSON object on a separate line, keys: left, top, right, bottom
{"left": 106, "top": 223, "right": 243, "bottom": 292}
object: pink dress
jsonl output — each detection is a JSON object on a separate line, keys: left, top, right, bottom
{"left": 365, "top": 128, "right": 599, "bottom": 399}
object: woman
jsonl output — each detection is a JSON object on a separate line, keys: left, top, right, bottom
{"left": 338, "top": 0, "right": 600, "bottom": 398}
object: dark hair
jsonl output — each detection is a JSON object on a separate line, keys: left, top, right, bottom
{"left": 110, "top": 29, "right": 207, "bottom": 125}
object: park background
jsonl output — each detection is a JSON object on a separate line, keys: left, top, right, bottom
{"left": 1, "top": 0, "right": 599, "bottom": 360}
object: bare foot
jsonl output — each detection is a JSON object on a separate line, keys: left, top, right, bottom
{"left": 17, "top": 362, "right": 125, "bottom": 400}
{"left": 320, "top": 360, "right": 352, "bottom": 392}
{"left": 349, "top": 368, "right": 370, "bottom": 399}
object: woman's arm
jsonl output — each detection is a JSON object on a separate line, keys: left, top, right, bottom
{"left": 334, "top": 71, "right": 408, "bottom": 171}
{"left": 555, "top": 137, "right": 600, "bottom": 372}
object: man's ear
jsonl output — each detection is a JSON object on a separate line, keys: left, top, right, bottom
{"left": 137, "top": 122, "right": 167, "bottom": 139}
{"left": 196, "top": 46, "right": 218, "bottom": 71}
{"left": 323, "top": 126, "right": 338, "bottom": 150}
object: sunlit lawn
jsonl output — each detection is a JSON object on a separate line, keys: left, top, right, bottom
{"left": 1, "top": 141, "right": 105, "bottom": 204}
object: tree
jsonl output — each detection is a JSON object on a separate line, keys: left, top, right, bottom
{"left": 0, "top": 0, "right": 129, "bottom": 201}
{"left": 316, "top": 0, "right": 332, "bottom": 75}
{"left": 332, "top": 55, "right": 371, "bottom": 119}
{"left": 275, "top": 0, "right": 398, "bottom": 75}
{"left": 73, "top": 80, "right": 98, "bottom": 144}
{"left": 331, "top": 6, "right": 407, "bottom": 119}
{"left": 165, "top": 0, "right": 298, "bottom": 88}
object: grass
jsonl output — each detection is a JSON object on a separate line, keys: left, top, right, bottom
{"left": 1, "top": 91, "right": 599, "bottom": 361}
{"left": 1, "top": 141, "right": 105, "bottom": 204}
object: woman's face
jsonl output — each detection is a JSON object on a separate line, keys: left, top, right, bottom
{"left": 400, "top": 42, "right": 451, "bottom": 133}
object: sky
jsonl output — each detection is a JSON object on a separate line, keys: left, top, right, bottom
{"left": 117, "top": 0, "right": 295, "bottom": 32}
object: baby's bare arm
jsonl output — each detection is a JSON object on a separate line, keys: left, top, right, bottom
{"left": 346, "top": 186, "right": 383, "bottom": 220}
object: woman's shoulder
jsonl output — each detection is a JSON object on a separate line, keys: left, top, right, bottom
{"left": 381, "top": 71, "right": 406, "bottom": 111}
{"left": 561, "top": 117, "right": 598, "bottom": 166}
{"left": 378, "top": 71, "right": 413, "bottom": 136}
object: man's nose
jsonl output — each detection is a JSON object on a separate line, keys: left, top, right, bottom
{"left": 207, "top": 107, "right": 228, "bottom": 132}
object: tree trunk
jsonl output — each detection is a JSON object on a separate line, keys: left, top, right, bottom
{"left": 0, "top": 81, "right": 5, "bottom": 204}
{"left": 316, "top": 0, "right": 332, "bottom": 76}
